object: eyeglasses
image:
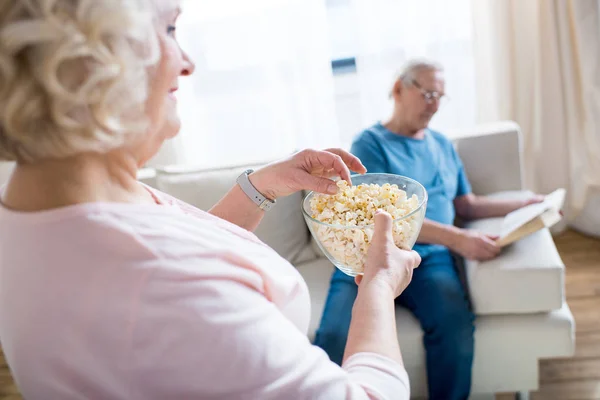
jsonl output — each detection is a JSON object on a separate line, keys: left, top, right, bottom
{"left": 411, "top": 80, "right": 447, "bottom": 105}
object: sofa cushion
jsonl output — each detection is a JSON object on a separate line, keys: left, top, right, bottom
{"left": 464, "top": 191, "right": 565, "bottom": 315}
{"left": 453, "top": 122, "right": 524, "bottom": 195}
{"left": 155, "top": 166, "right": 316, "bottom": 264}
{"left": 295, "top": 257, "right": 336, "bottom": 339}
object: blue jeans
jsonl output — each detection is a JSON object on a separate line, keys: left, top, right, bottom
{"left": 314, "top": 250, "right": 475, "bottom": 400}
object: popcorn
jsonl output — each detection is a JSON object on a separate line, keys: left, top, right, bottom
{"left": 308, "top": 180, "right": 422, "bottom": 275}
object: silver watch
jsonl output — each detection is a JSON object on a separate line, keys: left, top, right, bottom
{"left": 236, "top": 169, "right": 276, "bottom": 211}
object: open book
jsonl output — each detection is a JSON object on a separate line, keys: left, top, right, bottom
{"left": 496, "top": 189, "right": 566, "bottom": 247}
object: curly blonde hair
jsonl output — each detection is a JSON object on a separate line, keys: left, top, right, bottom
{"left": 0, "top": 0, "right": 160, "bottom": 162}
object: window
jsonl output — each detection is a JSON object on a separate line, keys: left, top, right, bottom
{"left": 325, "top": 0, "right": 358, "bottom": 71}
{"left": 167, "top": 0, "right": 341, "bottom": 169}
{"left": 324, "top": 0, "right": 478, "bottom": 135}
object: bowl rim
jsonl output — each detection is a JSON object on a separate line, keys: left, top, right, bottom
{"left": 302, "top": 173, "right": 428, "bottom": 230}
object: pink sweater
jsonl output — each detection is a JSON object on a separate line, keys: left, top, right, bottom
{"left": 0, "top": 186, "right": 409, "bottom": 400}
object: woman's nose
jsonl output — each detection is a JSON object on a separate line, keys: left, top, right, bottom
{"left": 181, "top": 50, "right": 195, "bottom": 76}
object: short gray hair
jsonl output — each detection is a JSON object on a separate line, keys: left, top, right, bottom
{"left": 397, "top": 59, "right": 444, "bottom": 85}
{"left": 388, "top": 59, "right": 443, "bottom": 98}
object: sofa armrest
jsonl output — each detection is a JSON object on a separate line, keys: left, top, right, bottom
{"left": 137, "top": 168, "right": 158, "bottom": 188}
{"left": 459, "top": 190, "right": 565, "bottom": 315}
{"left": 450, "top": 121, "right": 524, "bottom": 195}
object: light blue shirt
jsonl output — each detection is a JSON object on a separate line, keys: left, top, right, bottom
{"left": 350, "top": 122, "right": 472, "bottom": 258}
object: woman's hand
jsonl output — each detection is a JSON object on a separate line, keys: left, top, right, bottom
{"left": 356, "top": 211, "right": 421, "bottom": 298}
{"left": 343, "top": 211, "right": 420, "bottom": 368}
{"left": 249, "top": 148, "right": 367, "bottom": 200}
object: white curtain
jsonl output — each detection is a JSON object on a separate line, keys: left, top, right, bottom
{"left": 150, "top": 0, "right": 341, "bottom": 168}
{"left": 351, "top": 0, "right": 477, "bottom": 134}
{"left": 473, "top": 0, "right": 600, "bottom": 230}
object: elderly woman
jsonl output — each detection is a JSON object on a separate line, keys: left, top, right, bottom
{"left": 0, "top": 1, "right": 420, "bottom": 399}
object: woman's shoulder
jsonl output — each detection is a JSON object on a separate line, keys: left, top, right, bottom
{"left": 0, "top": 195, "right": 253, "bottom": 268}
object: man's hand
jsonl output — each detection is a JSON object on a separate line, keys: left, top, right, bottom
{"left": 451, "top": 229, "right": 501, "bottom": 261}
{"left": 521, "top": 194, "right": 545, "bottom": 208}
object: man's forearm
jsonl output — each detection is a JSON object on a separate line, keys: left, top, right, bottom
{"left": 417, "top": 218, "right": 463, "bottom": 249}
{"left": 467, "top": 197, "right": 527, "bottom": 219}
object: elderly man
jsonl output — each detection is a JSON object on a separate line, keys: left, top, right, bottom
{"left": 314, "top": 60, "right": 544, "bottom": 400}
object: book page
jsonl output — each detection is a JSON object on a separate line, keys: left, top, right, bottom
{"left": 499, "top": 188, "right": 566, "bottom": 239}
{"left": 545, "top": 188, "right": 566, "bottom": 211}
{"left": 500, "top": 202, "right": 548, "bottom": 238}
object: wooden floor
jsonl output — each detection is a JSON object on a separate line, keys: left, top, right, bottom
{"left": 497, "top": 229, "right": 600, "bottom": 400}
{"left": 0, "top": 230, "right": 599, "bottom": 400}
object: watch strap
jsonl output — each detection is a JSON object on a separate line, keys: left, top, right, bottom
{"left": 236, "top": 169, "right": 276, "bottom": 211}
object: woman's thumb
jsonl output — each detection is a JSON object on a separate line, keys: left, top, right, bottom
{"left": 372, "top": 210, "right": 393, "bottom": 241}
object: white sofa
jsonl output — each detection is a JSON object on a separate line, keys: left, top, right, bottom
{"left": 0, "top": 121, "right": 575, "bottom": 398}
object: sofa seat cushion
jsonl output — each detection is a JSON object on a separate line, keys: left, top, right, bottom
{"left": 155, "top": 166, "right": 316, "bottom": 264}
{"left": 464, "top": 191, "right": 565, "bottom": 315}
{"left": 295, "top": 257, "right": 337, "bottom": 339}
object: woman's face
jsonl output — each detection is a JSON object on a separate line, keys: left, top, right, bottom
{"left": 140, "top": 0, "right": 194, "bottom": 163}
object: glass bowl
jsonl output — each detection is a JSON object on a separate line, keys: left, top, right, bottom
{"left": 302, "top": 173, "right": 427, "bottom": 277}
